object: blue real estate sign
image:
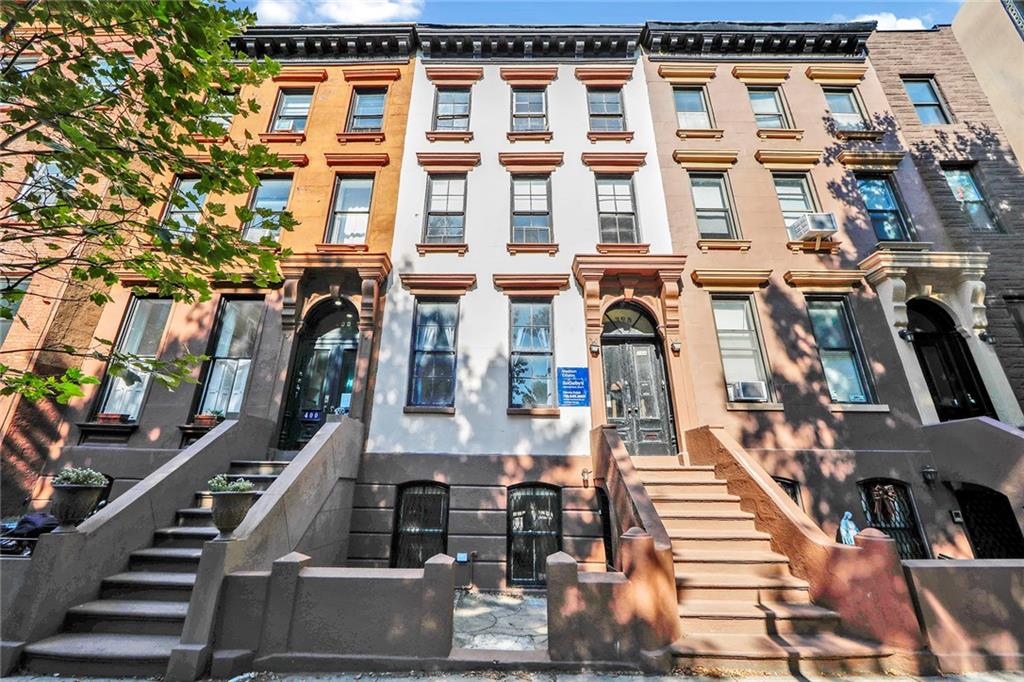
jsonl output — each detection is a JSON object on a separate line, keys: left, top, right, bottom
{"left": 557, "top": 367, "right": 590, "bottom": 407}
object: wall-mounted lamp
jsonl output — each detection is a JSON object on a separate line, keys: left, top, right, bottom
{"left": 329, "top": 283, "right": 344, "bottom": 307}
{"left": 581, "top": 468, "right": 592, "bottom": 488}
{"left": 670, "top": 340, "right": 682, "bottom": 354}
{"left": 898, "top": 328, "right": 915, "bottom": 343}
{"left": 921, "top": 464, "right": 938, "bottom": 486}
{"left": 979, "top": 330, "right": 996, "bottom": 345}
{"left": 589, "top": 341, "right": 600, "bottom": 356}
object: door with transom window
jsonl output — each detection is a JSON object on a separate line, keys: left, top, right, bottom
{"left": 600, "top": 302, "right": 676, "bottom": 456}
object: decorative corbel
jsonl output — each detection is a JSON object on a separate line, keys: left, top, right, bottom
{"left": 281, "top": 278, "right": 301, "bottom": 332}
{"left": 359, "top": 276, "right": 380, "bottom": 332}
{"left": 956, "top": 272, "right": 988, "bottom": 331}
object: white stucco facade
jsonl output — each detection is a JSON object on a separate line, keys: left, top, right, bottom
{"left": 367, "top": 54, "right": 673, "bottom": 456}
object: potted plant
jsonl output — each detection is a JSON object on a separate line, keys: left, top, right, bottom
{"left": 193, "top": 410, "right": 225, "bottom": 429}
{"left": 50, "top": 467, "right": 108, "bottom": 532}
{"left": 95, "top": 412, "right": 130, "bottom": 424}
{"left": 208, "top": 474, "right": 256, "bottom": 538}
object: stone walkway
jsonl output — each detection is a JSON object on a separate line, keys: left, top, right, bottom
{"left": 451, "top": 589, "right": 548, "bottom": 651}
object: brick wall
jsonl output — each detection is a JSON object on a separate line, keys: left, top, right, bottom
{"left": 868, "top": 27, "right": 1024, "bottom": 406}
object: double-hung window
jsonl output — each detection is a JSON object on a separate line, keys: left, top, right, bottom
{"left": 433, "top": 88, "right": 471, "bottom": 131}
{"left": 511, "top": 176, "right": 551, "bottom": 244}
{"left": 942, "top": 168, "right": 1000, "bottom": 232}
{"left": 748, "top": 88, "right": 789, "bottom": 128}
{"left": 0, "top": 277, "right": 29, "bottom": 346}
{"left": 512, "top": 89, "right": 547, "bottom": 132}
{"left": 711, "top": 297, "right": 771, "bottom": 403}
{"left": 424, "top": 174, "right": 467, "bottom": 243}
{"left": 855, "top": 175, "right": 911, "bottom": 241}
{"left": 347, "top": 88, "right": 386, "bottom": 132}
{"left": 509, "top": 301, "right": 554, "bottom": 408}
{"left": 408, "top": 300, "right": 459, "bottom": 408}
{"left": 596, "top": 176, "right": 638, "bottom": 243}
{"left": 772, "top": 175, "right": 816, "bottom": 238}
{"left": 1, "top": 56, "right": 37, "bottom": 106}
{"left": 88, "top": 55, "right": 129, "bottom": 95}
{"left": 202, "top": 90, "right": 235, "bottom": 133}
{"left": 824, "top": 88, "right": 868, "bottom": 131}
{"left": 270, "top": 89, "right": 312, "bottom": 133}
{"left": 674, "top": 88, "right": 712, "bottom": 129}
{"left": 243, "top": 177, "right": 292, "bottom": 242}
{"left": 198, "top": 298, "right": 263, "bottom": 417}
{"left": 587, "top": 89, "right": 625, "bottom": 132}
{"left": 162, "top": 177, "right": 207, "bottom": 237}
{"left": 13, "top": 162, "right": 76, "bottom": 211}
{"left": 326, "top": 176, "right": 374, "bottom": 244}
{"left": 691, "top": 173, "right": 737, "bottom": 239}
{"left": 97, "top": 298, "right": 172, "bottom": 420}
{"left": 806, "top": 298, "right": 873, "bottom": 404}
{"left": 902, "top": 78, "right": 950, "bottom": 124}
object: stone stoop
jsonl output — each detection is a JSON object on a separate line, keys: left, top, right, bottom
{"left": 633, "top": 461, "right": 894, "bottom": 676}
{"left": 20, "top": 459, "right": 287, "bottom": 677}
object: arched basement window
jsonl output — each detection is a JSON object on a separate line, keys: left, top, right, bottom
{"left": 857, "top": 479, "right": 929, "bottom": 560}
{"left": 391, "top": 482, "right": 449, "bottom": 568}
{"left": 507, "top": 484, "right": 561, "bottom": 586}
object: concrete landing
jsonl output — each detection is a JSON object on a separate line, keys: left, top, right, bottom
{"left": 452, "top": 589, "right": 548, "bottom": 651}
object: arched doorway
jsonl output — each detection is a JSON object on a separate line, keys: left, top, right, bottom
{"left": 907, "top": 298, "right": 994, "bottom": 422}
{"left": 601, "top": 302, "right": 677, "bottom": 456}
{"left": 955, "top": 483, "right": 1024, "bottom": 559}
{"left": 279, "top": 298, "right": 360, "bottom": 449}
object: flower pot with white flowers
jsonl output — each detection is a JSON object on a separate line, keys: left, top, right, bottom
{"left": 50, "top": 467, "right": 108, "bottom": 532}
{"left": 208, "top": 474, "right": 256, "bottom": 538}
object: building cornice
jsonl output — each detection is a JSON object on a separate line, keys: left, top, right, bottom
{"left": 500, "top": 67, "right": 559, "bottom": 86}
{"left": 581, "top": 152, "right": 646, "bottom": 173}
{"left": 838, "top": 150, "right": 906, "bottom": 172}
{"left": 642, "top": 21, "right": 872, "bottom": 61}
{"left": 416, "top": 152, "right": 482, "bottom": 173}
{"left": 805, "top": 64, "right": 868, "bottom": 86}
{"left": 424, "top": 66, "right": 484, "bottom": 86}
{"left": 498, "top": 152, "right": 564, "bottom": 174}
{"left": 690, "top": 268, "right": 772, "bottom": 291}
{"left": 755, "top": 148, "right": 822, "bottom": 170}
{"left": 783, "top": 269, "right": 863, "bottom": 291}
{"left": 231, "top": 24, "right": 415, "bottom": 62}
{"left": 657, "top": 64, "right": 717, "bottom": 84}
{"left": 672, "top": 149, "right": 739, "bottom": 171}
{"left": 417, "top": 24, "right": 641, "bottom": 61}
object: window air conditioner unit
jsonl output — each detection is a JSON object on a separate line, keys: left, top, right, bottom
{"left": 791, "top": 212, "right": 838, "bottom": 242}
{"left": 273, "top": 119, "right": 295, "bottom": 132}
{"left": 730, "top": 381, "right": 769, "bottom": 402}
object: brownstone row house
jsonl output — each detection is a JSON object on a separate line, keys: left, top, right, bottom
{"left": 1, "top": 20, "right": 1022, "bottom": 679}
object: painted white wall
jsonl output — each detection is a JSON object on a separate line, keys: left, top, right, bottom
{"left": 367, "top": 58, "right": 672, "bottom": 455}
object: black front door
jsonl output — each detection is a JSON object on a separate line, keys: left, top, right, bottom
{"left": 908, "top": 299, "right": 994, "bottom": 422}
{"left": 955, "top": 484, "right": 1024, "bottom": 559}
{"left": 279, "top": 301, "right": 359, "bottom": 449}
{"left": 602, "top": 341, "right": 675, "bottom": 456}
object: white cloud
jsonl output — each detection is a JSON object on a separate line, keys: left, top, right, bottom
{"left": 254, "top": 0, "right": 301, "bottom": 24}
{"left": 255, "top": 0, "right": 425, "bottom": 24}
{"left": 316, "top": 0, "right": 424, "bottom": 23}
{"left": 837, "top": 12, "right": 931, "bottom": 31}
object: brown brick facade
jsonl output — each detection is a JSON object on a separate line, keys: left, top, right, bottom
{"left": 868, "top": 27, "right": 1024, "bottom": 406}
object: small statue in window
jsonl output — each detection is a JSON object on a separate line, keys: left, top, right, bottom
{"left": 839, "top": 511, "right": 860, "bottom": 545}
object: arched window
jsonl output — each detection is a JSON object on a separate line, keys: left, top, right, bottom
{"left": 602, "top": 302, "right": 657, "bottom": 338}
{"left": 857, "top": 479, "right": 929, "bottom": 560}
{"left": 507, "top": 484, "right": 561, "bottom": 586}
{"left": 391, "top": 482, "right": 449, "bottom": 569}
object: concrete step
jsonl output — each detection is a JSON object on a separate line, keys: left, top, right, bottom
{"left": 668, "top": 528, "right": 773, "bottom": 552}
{"left": 23, "top": 632, "right": 178, "bottom": 677}
{"left": 65, "top": 599, "right": 188, "bottom": 636}
{"left": 175, "top": 507, "right": 214, "bottom": 527}
{"left": 670, "top": 632, "right": 891, "bottom": 675}
{"left": 678, "top": 600, "right": 840, "bottom": 635}
{"left": 129, "top": 547, "right": 202, "bottom": 573}
{"left": 672, "top": 548, "right": 792, "bottom": 576}
{"left": 633, "top": 466, "right": 718, "bottom": 482}
{"left": 649, "top": 493, "right": 742, "bottom": 512}
{"left": 152, "top": 525, "right": 218, "bottom": 549}
{"left": 194, "top": 489, "right": 264, "bottom": 509}
{"left": 100, "top": 571, "right": 195, "bottom": 602}
{"left": 228, "top": 460, "right": 289, "bottom": 476}
{"left": 675, "top": 572, "right": 811, "bottom": 603}
{"left": 222, "top": 473, "right": 278, "bottom": 490}
{"left": 660, "top": 510, "right": 757, "bottom": 531}
{"left": 642, "top": 479, "right": 730, "bottom": 496}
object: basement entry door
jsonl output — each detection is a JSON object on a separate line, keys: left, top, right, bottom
{"left": 601, "top": 303, "right": 677, "bottom": 456}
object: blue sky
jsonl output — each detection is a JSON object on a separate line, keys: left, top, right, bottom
{"left": 239, "top": 0, "right": 965, "bottom": 29}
